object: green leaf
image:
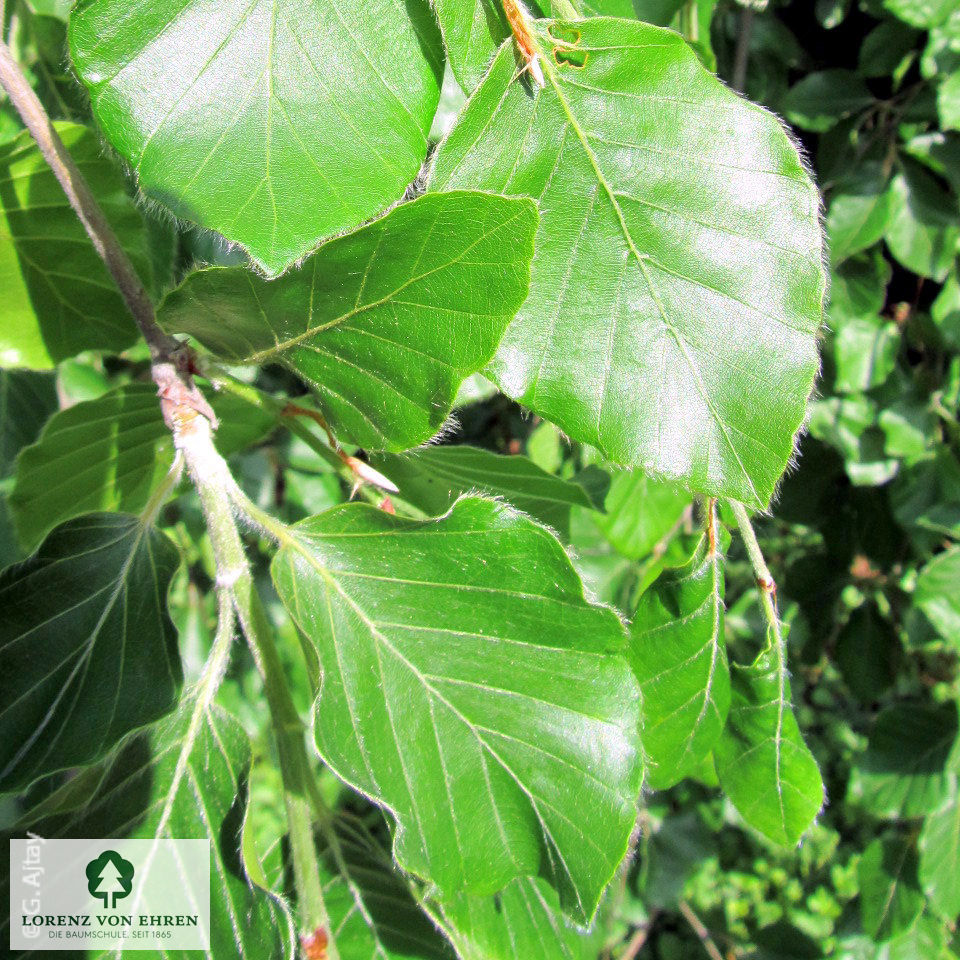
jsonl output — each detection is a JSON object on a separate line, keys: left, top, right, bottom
{"left": 11, "top": 701, "right": 294, "bottom": 958}
{"left": 827, "top": 162, "right": 894, "bottom": 263}
{"left": 271, "top": 496, "right": 642, "bottom": 923}
{"left": 859, "top": 835, "right": 924, "bottom": 942}
{"left": 436, "top": 876, "right": 602, "bottom": 960}
{"left": 629, "top": 518, "right": 729, "bottom": 789}
{"left": 932, "top": 268, "right": 960, "bottom": 349}
{"left": 714, "top": 639, "right": 823, "bottom": 846}
{"left": 938, "top": 71, "right": 960, "bottom": 130}
{"left": 781, "top": 70, "right": 873, "bottom": 132}
{"left": 0, "top": 513, "right": 181, "bottom": 793}
{"left": 885, "top": 161, "right": 960, "bottom": 281}
{"left": 919, "top": 786, "right": 960, "bottom": 920}
{"left": 68, "top": 0, "right": 444, "bottom": 276}
{"left": 432, "top": 0, "right": 510, "bottom": 95}
{"left": 915, "top": 546, "right": 960, "bottom": 645}
{"left": 0, "top": 368, "right": 57, "bottom": 477}
{"left": 883, "top": 0, "right": 955, "bottom": 28}
{"left": 315, "top": 813, "right": 454, "bottom": 960}
{"left": 858, "top": 21, "right": 921, "bottom": 79}
{"left": 369, "top": 445, "right": 593, "bottom": 540}
{"left": 847, "top": 702, "right": 958, "bottom": 818}
{"left": 594, "top": 470, "right": 692, "bottom": 560}
{"left": 831, "top": 315, "right": 900, "bottom": 394}
{"left": 0, "top": 123, "right": 153, "bottom": 369}
{"left": 160, "top": 192, "right": 538, "bottom": 452}
{"left": 431, "top": 18, "right": 825, "bottom": 509}
{"left": 9, "top": 382, "right": 275, "bottom": 551}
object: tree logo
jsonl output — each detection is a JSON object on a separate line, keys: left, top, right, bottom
{"left": 85, "top": 850, "right": 134, "bottom": 909}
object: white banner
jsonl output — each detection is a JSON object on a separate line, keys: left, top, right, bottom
{"left": 9, "top": 837, "right": 210, "bottom": 952}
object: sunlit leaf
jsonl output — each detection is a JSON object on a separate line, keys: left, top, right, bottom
{"left": 714, "top": 638, "right": 823, "bottom": 846}
{"left": 160, "top": 192, "right": 538, "bottom": 452}
{"left": 271, "top": 496, "right": 642, "bottom": 923}
{"left": 629, "top": 515, "right": 729, "bottom": 789}
{"left": 69, "top": 0, "right": 444, "bottom": 275}
{"left": 431, "top": 18, "right": 825, "bottom": 508}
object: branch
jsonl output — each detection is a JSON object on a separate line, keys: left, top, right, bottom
{"left": 731, "top": 7, "right": 754, "bottom": 94}
{"left": 0, "top": 38, "right": 215, "bottom": 429}
{"left": 178, "top": 414, "right": 339, "bottom": 960}
{"left": 678, "top": 900, "right": 726, "bottom": 960}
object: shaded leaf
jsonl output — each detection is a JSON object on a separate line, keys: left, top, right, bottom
{"left": 271, "top": 496, "right": 642, "bottom": 923}
{"left": 835, "top": 603, "right": 902, "bottom": 701}
{"left": 369, "top": 444, "right": 593, "bottom": 540}
{"left": 847, "top": 701, "right": 958, "bottom": 818}
{"left": 432, "top": 18, "right": 824, "bottom": 508}
{"left": 714, "top": 639, "right": 823, "bottom": 846}
{"left": 316, "top": 812, "right": 454, "bottom": 960}
{"left": 160, "top": 192, "right": 538, "bottom": 452}
{"left": 69, "top": 0, "right": 444, "bottom": 276}
{"left": 639, "top": 811, "right": 715, "bottom": 909}
{"left": 781, "top": 70, "right": 873, "bottom": 132}
{"left": 0, "top": 123, "right": 152, "bottom": 369}
{"left": 0, "top": 368, "right": 57, "bottom": 477}
{"left": 629, "top": 517, "right": 729, "bottom": 789}
{"left": 859, "top": 835, "right": 924, "bottom": 942}
{"left": 0, "top": 513, "right": 181, "bottom": 793}
{"left": 827, "top": 162, "right": 894, "bottom": 263}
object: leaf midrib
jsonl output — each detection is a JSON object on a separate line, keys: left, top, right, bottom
{"left": 237, "top": 204, "right": 527, "bottom": 364}
{"left": 539, "top": 46, "right": 764, "bottom": 505}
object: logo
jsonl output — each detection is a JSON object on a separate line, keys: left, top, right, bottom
{"left": 85, "top": 850, "right": 134, "bottom": 909}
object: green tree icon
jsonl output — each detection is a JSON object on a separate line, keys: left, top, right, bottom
{"left": 85, "top": 850, "right": 134, "bottom": 909}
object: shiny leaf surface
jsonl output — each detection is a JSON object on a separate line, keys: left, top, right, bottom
{"left": 160, "top": 192, "right": 538, "bottom": 451}
{"left": 69, "top": 0, "right": 444, "bottom": 275}
{"left": 271, "top": 497, "right": 642, "bottom": 923}
{"left": 431, "top": 18, "right": 825, "bottom": 508}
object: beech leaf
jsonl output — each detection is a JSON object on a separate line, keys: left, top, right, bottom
{"left": 271, "top": 496, "right": 642, "bottom": 923}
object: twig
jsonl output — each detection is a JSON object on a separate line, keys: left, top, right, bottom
{"left": 729, "top": 500, "right": 780, "bottom": 644}
{"left": 620, "top": 921, "right": 653, "bottom": 960}
{"left": 731, "top": 7, "right": 753, "bottom": 93}
{"left": 678, "top": 900, "right": 725, "bottom": 960}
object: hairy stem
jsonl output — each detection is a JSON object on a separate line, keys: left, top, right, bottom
{"left": 730, "top": 499, "right": 783, "bottom": 652}
{"left": 177, "top": 416, "right": 338, "bottom": 958}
